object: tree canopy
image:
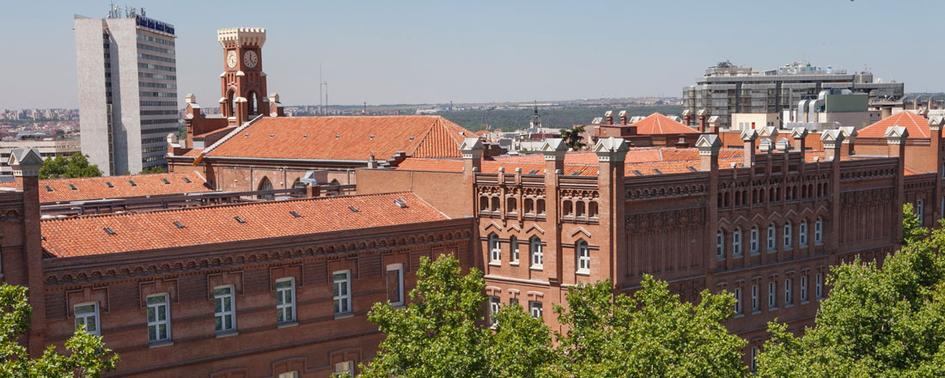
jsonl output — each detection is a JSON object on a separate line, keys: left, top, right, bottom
{"left": 757, "top": 204, "right": 945, "bottom": 377}
{"left": 0, "top": 284, "right": 118, "bottom": 377}
{"left": 559, "top": 125, "right": 586, "bottom": 151}
{"left": 38, "top": 153, "right": 102, "bottom": 179}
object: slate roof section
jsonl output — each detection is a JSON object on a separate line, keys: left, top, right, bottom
{"left": 41, "top": 192, "right": 449, "bottom": 257}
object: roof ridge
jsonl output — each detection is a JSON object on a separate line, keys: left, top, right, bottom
{"left": 201, "top": 115, "right": 264, "bottom": 158}
{"left": 40, "top": 191, "right": 418, "bottom": 224}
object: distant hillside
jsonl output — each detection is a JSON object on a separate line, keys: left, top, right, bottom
{"left": 439, "top": 105, "right": 682, "bottom": 132}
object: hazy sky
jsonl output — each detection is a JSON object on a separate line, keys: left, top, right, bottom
{"left": 2, "top": 0, "right": 943, "bottom": 109}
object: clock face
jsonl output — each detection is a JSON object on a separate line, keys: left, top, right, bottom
{"left": 243, "top": 50, "right": 259, "bottom": 69}
{"left": 226, "top": 50, "right": 238, "bottom": 68}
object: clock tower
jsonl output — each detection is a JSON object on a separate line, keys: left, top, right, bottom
{"left": 217, "top": 27, "right": 268, "bottom": 125}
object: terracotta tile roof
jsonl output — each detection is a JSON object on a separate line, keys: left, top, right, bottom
{"left": 631, "top": 113, "right": 700, "bottom": 135}
{"left": 203, "top": 115, "right": 471, "bottom": 161}
{"left": 0, "top": 172, "right": 211, "bottom": 204}
{"left": 41, "top": 192, "right": 448, "bottom": 258}
{"left": 395, "top": 147, "right": 746, "bottom": 176}
{"left": 858, "top": 112, "right": 930, "bottom": 139}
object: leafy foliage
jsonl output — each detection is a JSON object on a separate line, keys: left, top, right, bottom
{"left": 559, "top": 125, "right": 587, "bottom": 151}
{"left": 0, "top": 284, "right": 118, "bottom": 377}
{"left": 486, "top": 305, "right": 560, "bottom": 378}
{"left": 555, "top": 277, "right": 747, "bottom": 377}
{"left": 902, "top": 202, "right": 928, "bottom": 246}
{"left": 757, "top": 208, "right": 945, "bottom": 377}
{"left": 140, "top": 166, "right": 167, "bottom": 174}
{"left": 38, "top": 153, "right": 102, "bottom": 179}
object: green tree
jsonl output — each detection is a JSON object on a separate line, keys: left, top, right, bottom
{"left": 39, "top": 153, "right": 102, "bottom": 179}
{"left": 0, "top": 284, "right": 118, "bottom": 377}
{"left": 359, "top": 255, "right": 491, "bottom": 378}
{"left": 757, "top": 213, "right": 945, "bottom": 377}
{"left": 556, "top": 277, "right": 747, "bottom": 377}
{"left": 902, "top": 202, "right": 928, "bottom": 246}
{"left": 486, "top": 305, "right": 560, "bottom": 378}
{"left": 559, "top": 125, "right": 586, "bottom": 151}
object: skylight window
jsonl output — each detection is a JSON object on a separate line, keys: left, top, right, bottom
{"left": 289, "top": 210, "right": 302, "bottom": 218}
{"left": 103, "top": 227, "right": 116, "bottom": 235}
{"left": 348, "top": 206, "right": 360, "bottom": 213}
{"left": 182, "top": 177, "right": 192, "bottom": 183}
{"left": 234, "top": 216, "right": 246, "bottom": 224}
{"left": 45, "top": 185, "right": 54, "bottom": 192}
{"left": 105, "top": 182, "right": 114, "bottom": 188}
{"left": 128, "top": 180, "right": 137, "bottom": 187}
{"left": 394, "top": 198, "right": 408, "bottom": 208}
{"left": 161, "top": 178, "right": 170, "bottom": 184}
{"left": 173, "top": 221, "right": 185, "bottom": 229}
{"left": 68, "top": 184, "right": 77, "bottom": 191}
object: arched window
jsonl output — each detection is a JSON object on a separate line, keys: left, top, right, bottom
{"left": 257, "top": 176, "right": 274, "bottom": 200}
{"left": 750, "top": 226, "right": 760, "bottom": 255}
{"left": 576, "top": 201, "right": 586, "bottom": 217}
{"left": 490, "top": 196, "right": 500, "bottom": 212}
{"left": 716, "top": 230, "right": 725, "bottom": 259}
{"left": 480, "top": 196, "right": 490, "bottom": 211}
{"left": 767, "top": 223, "right": 776, "bottom": 252}
{"left": 783, "top": 222, "right": 793, "bottom": 250}
{"left": 529, "top": 237, "right": 543, "bottom": 269}
{"left": 576, "top": 240, "right": 590, "bottom": 274}
{"left": 814, "top": 218, "right": 824, "bottom": 245}
{"left": 248, "top": 91, "right": 259, "bottom": 116}
{"left": 799, "top": 221, "right": 808, "bottom": 247}
{"left": 732, "top": 228, "right": 742, "bottom": 257}
{"left": 226, "top": 88, "right": 236, "bottom": 117}
{"left": 524, "top": 198, "right": 534, "bottom": 214}
{"left": 488, "top": 234, "right": 501, "bottom": 264}
{"left": 537, "top": 199, "right": 546, "bottom": 214}
{"left": 563, "top": 200, "right": 573, "bottom": 216}
{"left": 509, "top": 236, "right": 520, "bottom": 264}
{"left": 588, "top": 201, "right": 599, "bottom": 218}
{"left": 506, "top": 197, "right": 517, "bottom": 213}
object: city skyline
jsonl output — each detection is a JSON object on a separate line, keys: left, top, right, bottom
{"left": 3, "top": 0, "right": 944, "bottom": 109}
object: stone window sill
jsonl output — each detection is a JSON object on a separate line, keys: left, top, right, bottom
{"left": 149, "top": 340, "right": 173, "bottom": 348}
{"left": 530, "top": 265, "right": 543, "bottom": 271}
{"left": 576, "top": 269, "right": 590, "bottom": 276}
{"left": 334, "top": 313, "right": 354, "bottom": 320}
{"left": 488, "top": 261, "right": 501, "bottom": 267}
{"left": 278, "top": 321, "right": 299, "bottom": 329}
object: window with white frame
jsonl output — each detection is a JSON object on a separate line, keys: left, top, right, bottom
{"left": 751, "top": 283, "right": 759, "bottom": 313}
{"left": 386, "top": 264, "right": 404, "bottom": 306}
{"left": 333, "top": 271, "right": 352, "bottom": 315}
{"left": 768, "top": 281, "right": 777, "bottom": 309}
{"left": 732, "top": 228, "right": 742, "bottom": 257}
{"left": 733, "top": 287, "right": 742, "bottom": 315}
{"left": 815, "top": 218, "right": 824, "bottom": 245}
{"left": 917, "top": 199, "right": 925, "bottom": 226}
{"left": 751, "top": 346, "right": 759, "bottom": 373}
{"left": 799, "top": 221, "right": 808, "bottom": 247}
{"left": 576, "top": 240, "right": 590, "bottom": 274}
{"left": 510, "top": 236, "right": 520, "bottom": 264}
{"left": 783, "top": 222, "right": 793, "bottom": 250}
{"left": 784, "top": 278, "right": 793, "bottom": 306}
{"left": 767, "top": 223, "right": 776, "bottom": 252}
{"left": 74, "top": 303, "right": 100, "bottom": 336}
{"left": 278, "top": 372, "right": 299, "bottom": 378}
{"left": 530, "top": 237, "right": 543, "bottom": 269}
{"left": 333, "top": 361, "right": 355, "bottom": 377}
{"left": 213, "top": 286, "right": 236, "bottom": 333}
{"left": 716, "top": 230, "right": 725, "bottom": 259}
{"left": 489, "top": 296, "right": 500, "bottom": 326}
{"left": 529, "top": 301, "right": 543, "bottom": 319}
{"left": 815, "top": 272, "right": 823, "bottom": 300}
{"left": 488, "top": 233, "right": 501, "bottom": 264}
{"left": 800, "top": 274, "right": 809, "bottom": 303}
{"left": 275, "top": 278, "right": 296, "bottom": 324}
{"left": 147, "top": 294, "right": 170, "bottom": 343}
{"left": 750, "top": 227, "right": 760, "bottom": 255}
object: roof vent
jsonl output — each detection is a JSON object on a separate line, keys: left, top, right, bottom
{"left": 173, "top": 220, "right": 186, "bottom": 229}
{"left": 289, "top": 210, "right": 302, "bottom": 218}
{"left": 687, "top": 166, "right": 698, "bottom": 172}
{"left": 44, "top": 185, "right": 54, "bottom": 192}
{"left": 348, "top": 205, "right": 360, "bottom": 213}
{"left": 394, "top": 198, "right": 408, "bottom": 208}
{"left": 182, "top": 177, "right": 192, "bottom": 183}
{"left": 105, "top": 182, "right": 114, "bottom": 188}
{"left": 103, "top": 227, "right": 117, "bottom": 236}
{"left": 68, "top": 184, "right": 77, "bottom": 191}
{"left": 128, "top": 180, "right": 137, "bottom": 187}
{"left": 653, "top": 169, "right": 663, "bottom": 175}
{"left": 633, "top": 170, "right": 643, "bottom": 176}
{"left": 335, "top": 133, "right": 341, "bottom": 140}
{"left": 161, "top": 178, "right": 170, "bottom": 184}
{"left": 234, "top": 216, "right": 246, "bottom": 224}
{"left": 528, "top": 169, "right": 539, "bottom": 175}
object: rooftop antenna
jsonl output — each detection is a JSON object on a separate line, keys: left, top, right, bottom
{"left": 319, "top": 64, "right": 328, "bottom": 115}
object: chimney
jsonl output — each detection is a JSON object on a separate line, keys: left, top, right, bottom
{"left": 268, "top": 93, "right": 285, "bottom": 117}
{"left": 460, "top": 137, "right": 484, "bottom": 176}
{"left": 839, "top": 126, "right": 857, "bottom": 158}
{"left": 541, "top": 138, "right": 568, "bottom": 174}
{"left": 820, "top": 129, "right": 845, "bottom": 162}
{"left": 604, "top": 110, "right": 615, "bottom": 125}
{"left": 696, "top": 134, "right": 721, "bottom": 172}
{"left": 750, "top": 121, "right": 756, "bottom": 130}
{"left": 741, "top": 129, "right": 758, "bottom": 167}
{"left": 619, "top": 110, "right": 629, "bottom": 125}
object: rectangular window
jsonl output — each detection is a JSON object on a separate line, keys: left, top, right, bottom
{"left": 750, "top": 228, "right": 760, "bottom": 255}
{"left": 783, "top": 223, "right": 792, "bottom": 250}
{"left": 577, "top": 242, "right": 590, "bottom": 274}
{"left": 768, "top": 281, "right": 777, "bottom": 309}
{"left": 74, "top": 303, "right": 100, "bottom": 336}
{"left": 716, "top": 231, "right": 724, "bottom": 259}
{"left": 751, "top": 283, "right": 759, "bottom": 313}
{"left": 489, "top": 235, "right": 501, "bottom": 264}
{"left": 732, "top": 230, "right": 742, "bottom": 257}
{"left": 799, "top": 222, "right": 808, "bottom": 247}
{"left": 214, "top": 286, "right": 236, "bottom": 333}
{"left": 815, "top": 272, "right": 823, "bottom": 300}
{"left": 147, "top": 294, "right": 170, "bottom": 343}
{"left": 767, "top": 225, "right": 776, "bottom": 252}
{"left": 800, "top": 275, "right": 809, "bottom": 303}
{"left": 917, "top": 199, "right": 925, "bottom": 226}
{"left": 814, "top": 219, "right": 824, "bottom": 245}
{"left": 510, "top": 237, "right": 520, "bottom": 264}
{"left": 509, "top": 297, "right": 519, "bottom": 307}
{"left": 751, "top": 346, "right": 759, "bottom": 373}
{"left": 333, "top": 361, "right": 355, "bottom": 377}
{"left": 530, "top": 239, "right": 543, "bottom": 269}
{"left": 733, "top": 287, "right": 742, "bottom": 315}
{"left": 489, "top": 296, "right": 500, "bottom": 326}
{"left": 276, "top": 278, "right": 296, "bottom": 324}
{"left": 784, "top": 278, "right": 793, "bottom": 306}
{"left": 386, "top": 264, "right": 404, "bottom": 306}
{"left": 333, "top": 271, "right": 352, "bottom": 316}
{"left": 529, "top": 301, "right": 543, "bottom": 319}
